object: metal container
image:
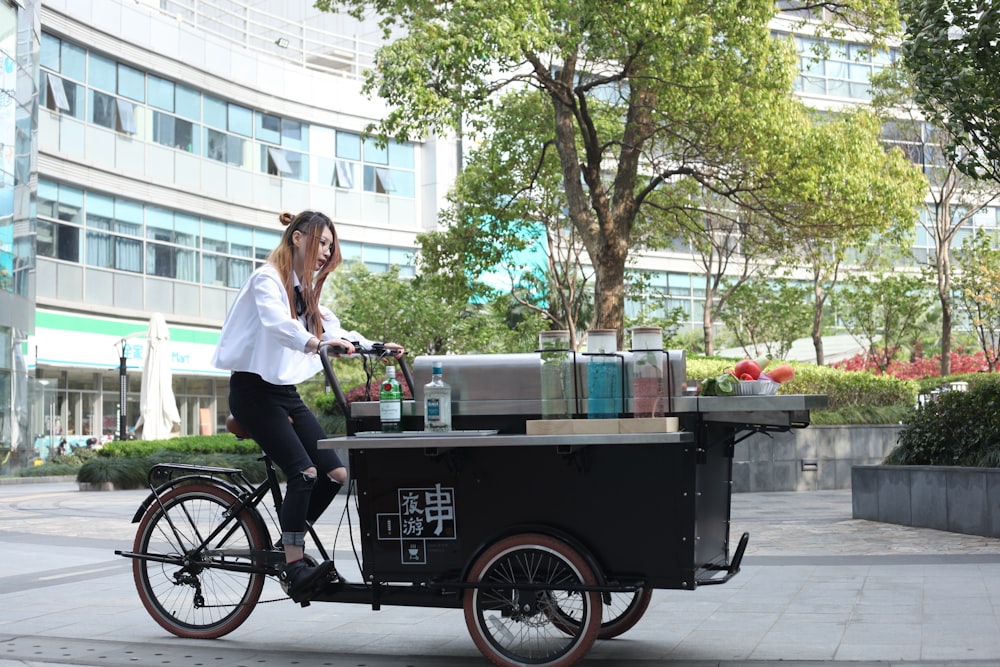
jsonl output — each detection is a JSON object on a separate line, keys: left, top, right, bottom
{"left": 349, "top": 351, "right": 689, "bottom": 432}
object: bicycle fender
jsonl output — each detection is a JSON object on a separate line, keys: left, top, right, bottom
{"left": 461, "top": 522, "right": 608, "bottom": 587}
{"left": 130, "top": 475, "right": 246, "bottom": 523}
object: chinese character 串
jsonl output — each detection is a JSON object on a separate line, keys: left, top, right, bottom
{"left": 424, "top": 483, "right": 454, "bottom": 536}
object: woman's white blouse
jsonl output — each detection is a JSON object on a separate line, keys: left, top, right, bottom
{"left": 212, "top": 263, "right": 370, "bottom": 385}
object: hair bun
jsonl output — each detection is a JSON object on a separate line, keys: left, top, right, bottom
{"left": 278, "top": 212, "right": 294, "bottom": 227}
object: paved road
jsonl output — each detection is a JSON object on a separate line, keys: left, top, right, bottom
{"left": 1, "top": 480, "right": 999, "bottom": 666}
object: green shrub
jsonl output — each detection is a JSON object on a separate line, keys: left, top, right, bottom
{"left": 17, "top": 462, "right": 80, "bottom": 477}
{"left": 77, "top": 456, "right": 148, "bottom": 488}
{"left": 886, "top": 376, "right": 1000, "bottom": 466}
{"left": 99, "top": 434, "right": 259, "bottom": 458}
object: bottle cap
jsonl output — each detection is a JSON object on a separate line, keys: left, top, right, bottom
{"left": 386, "top": 365, "right": 396, "bottom": 376}
{"left": 432, "top": 365, "right": 442, "bottom": 374}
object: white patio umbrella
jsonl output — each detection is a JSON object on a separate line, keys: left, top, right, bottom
{"left": 135, "top": 312, "right": 181, "bottom": 440}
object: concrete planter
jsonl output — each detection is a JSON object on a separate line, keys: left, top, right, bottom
{"left": 732, "top": 424, "right": 900, "bottom": 492}
{"left": 852, "top": 465, "right": 1000, "bottom": 538}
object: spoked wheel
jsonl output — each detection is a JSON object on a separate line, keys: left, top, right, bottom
{"left": 132, "top": 482, "right": 267, "bottom": 638}
{"left": 464, "top": 533, "right": 601, "bottom": 667}
{"left": 550, "top": 587, "right": 653, "bottom": 639}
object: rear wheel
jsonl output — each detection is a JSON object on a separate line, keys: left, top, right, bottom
{"left": 132, "top": 482, "right": 267, "bottom": 638}
{"left": 464, "top": 533, "right": 601, "bottom": 667}
{"left": 552, "top": 588, "right": 651, "bottom": 639}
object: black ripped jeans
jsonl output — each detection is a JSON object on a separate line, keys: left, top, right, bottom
{"left": 228, "top": 372, "right": 344, "bottom": 548}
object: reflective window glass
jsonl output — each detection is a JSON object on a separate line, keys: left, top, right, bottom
{"left": 88, "top": 52, "right": 116, "bottom": 92}
{"left": 147, "top": 75, "right": 174, "bottom": 111}
{"left": 257, "top": 112, "right": 281, "bottom": 144}
{"left": 118, "top": 63, "right": 145, "bottom": 102}
{"left": 175, "top": 84, "right": 200, "bottom": 120}
{"left": 363, "top": 137, "right": 388, "bottom": 164}
{"left": 146, "top": 207, "right": 173, "bottom": 242}
{"left": 40, "top": 33, "right": 59, "bottom": 71}
{"left": 203, "top": 95, "right": 226, "bottom": 129}
{"left": 336, "top": 132, "right": 361, "bottom": 160}
{"left": 228, "top": 103, "right": 253, "bottom": 136}
{"left": 388, "top": 141, "right": 414, "bottom": 169}
{"left": 175, "top": 213, "right": 199, "bottom": 248}
{"left": 61, "top": 41, "right": 86, "bottom": 82}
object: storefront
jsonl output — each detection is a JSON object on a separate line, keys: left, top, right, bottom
{"left": 27, "top": 310, "right": 229, "bottom": 450}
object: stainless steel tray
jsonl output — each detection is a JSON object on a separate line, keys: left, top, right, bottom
{"left": 352, "top": 429, "right": 499, "bottom": 438}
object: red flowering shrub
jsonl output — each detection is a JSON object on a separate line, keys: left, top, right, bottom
{"left": 833, "top": 350, "right": 989, "bottom": 379}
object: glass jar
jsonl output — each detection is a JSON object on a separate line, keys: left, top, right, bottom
{"left": 585, "top": 329, "right": 621, "bottom": 419}
{"left": 630, "top": 326, "right": 664, "bottom": 418}
{"left": 538, "top": 330, "right": 573, "bottom": 419}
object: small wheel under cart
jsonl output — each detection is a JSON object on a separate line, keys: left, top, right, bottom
{"left": 463, "top": 533, "right": 602, "bottom": 667}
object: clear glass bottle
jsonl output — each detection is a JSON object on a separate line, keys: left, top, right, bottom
{"left": 379, "top": 365, "right": 403, "bottom": 433}
{"left": 539, "top": 330, "right": 573, "bottom": 419}
{"left": 424, "top": 364, "right": 452, "bottom": 432}
{"left": 586, "top": 328, "right": 621, "bottom": 419}
{"left": 631, "top": 326, "right": 664, "bottom": 418}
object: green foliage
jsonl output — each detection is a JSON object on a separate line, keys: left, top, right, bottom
{"left": 17, "top": 462, "right": 81, "bottom": 477}
{"left": 77, "top": 456, "right": 148, "bottom": 488}
{"left": 900, "top": 0, "right": 1000, "bottom": 184}
{"left": 887, "top": 376, "right": 1000, "bottom": 466}
{"left": 809, "top": 404, "right": 914, "bottom": 425}
{"left": 720, "top": 280, "right": 813, "bottom": 360}
{"left": 76, "top": 437, "right": 274, "bottom": 489}
{"left": 836, "top": 272, "right": 935, "bottom": 372}
{"left": 98, "top": 434, "right": 259, "bottom": 458}
{"left": 954, "top": 231, "right": 1000, "bottom": 371}
{"left": 316, "top": 0, "right": 917, "bottom": 341}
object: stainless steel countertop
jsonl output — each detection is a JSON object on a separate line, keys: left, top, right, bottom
{"left": 320, "top": 430, "right": 695, "bottom": 450}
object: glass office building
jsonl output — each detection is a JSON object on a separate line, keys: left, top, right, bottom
{"left": 14, "top": 0, "right": 460, "bottom": 468}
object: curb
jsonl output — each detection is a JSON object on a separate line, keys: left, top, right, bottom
{"left": 0, "top": 475, "right": 77, "bottom": 485}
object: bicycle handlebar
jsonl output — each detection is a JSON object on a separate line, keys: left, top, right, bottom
{"left": 318, "top": 342, "right": 415, "bottom": 418}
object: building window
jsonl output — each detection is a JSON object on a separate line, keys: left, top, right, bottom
{"left": 145, "top": 208, "right": 199, "bottom": 281}
{"left": 85, "top": 194, "right": 142, "bottom": 273}
{"left": 153, "top": 111, "right": 197, "bottom": 152}
{"left": 36, "top": 181, "right": 83, "bottom": 262}
{"left": 90, "top": 90, "right": 136, "bottom": 135}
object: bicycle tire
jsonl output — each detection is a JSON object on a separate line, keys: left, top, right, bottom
{"left": 464, "top": 533, "right": 601, "bottom": 667}
{"left": 132, "top": 482, "right": 267, "bottom": 639}
{"left": 551, "top": 587, "right": 653, "bottom": 640}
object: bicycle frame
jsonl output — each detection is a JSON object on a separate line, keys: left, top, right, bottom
{"left": 119, "top": 458, "right": 330, "bottom": 575}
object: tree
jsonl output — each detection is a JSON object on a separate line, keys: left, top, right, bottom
{"left": 900, "top": 0, "right": 1000, "bottom": 185}
{"left": 720, "top": 280, "right": 813, "bottom": 360}
{"left": 782, "top": 109, "right": 924, "bottom": 365}
{"left": 837, "top": 272, "right": 935, "bottom": 373}
{"left": 954, "top": 231, "right": 1000, "bottom": 372}
{"left": 318, "top": 0, "right": 909, "bottom": 345}
{"left": 328, "top": 262, "right": 547, "bottom": 356}
{"left": 419, "top": 90, "right": 595, "bottom": 347}
{"left": 871, "top": 66, "right": 1000, "bottom": 375}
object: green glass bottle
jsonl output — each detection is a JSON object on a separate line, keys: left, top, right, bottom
{"left": 379, "top": 364, "right": 403, "bottom": 433}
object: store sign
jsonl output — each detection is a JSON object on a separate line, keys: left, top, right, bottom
{"left": 27, "top": 326, "right": 225, "bottom": 376}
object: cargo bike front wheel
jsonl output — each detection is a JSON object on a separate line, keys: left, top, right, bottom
{"left": 463, "top": 533, "right": 602, "bottom": 667}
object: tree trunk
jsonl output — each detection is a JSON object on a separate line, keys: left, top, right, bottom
{"left": 937, "top": 244, "right": 952, "bottom": 376}
{"left": 812, "top": 280, "right": 825, "bottom": 365}
{"left": 703, "top": 277, "right": 715, "bottom": 357}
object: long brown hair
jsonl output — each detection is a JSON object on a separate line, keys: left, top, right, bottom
{"left": 267, "top": 210, "right": 342, "bottom": 335}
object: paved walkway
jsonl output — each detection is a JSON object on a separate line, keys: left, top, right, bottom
{"left": 1, "top": 481, "right": 999, "bottom": 666}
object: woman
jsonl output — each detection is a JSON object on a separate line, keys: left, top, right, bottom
{"left": 212, "top": 210, "right": 402, "bottom": 603}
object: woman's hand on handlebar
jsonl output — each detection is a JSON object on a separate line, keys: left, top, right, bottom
{"left": 320, "top": 338, "right": 355, "bottom": 356}
{"left": 383, "top": 342, "right": 405, "bottom": 359}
